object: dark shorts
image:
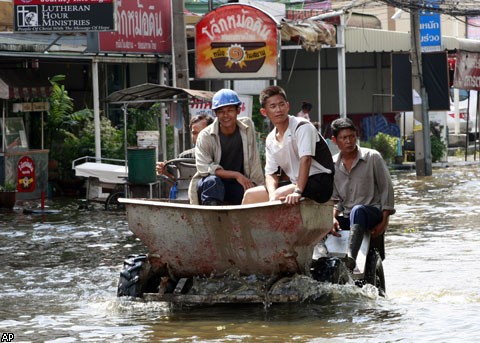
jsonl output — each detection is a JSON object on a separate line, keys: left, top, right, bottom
{"left": 272, "top": 172, "right": 333, "bottom": 204}
{"left": 302, "top": 172, "right": 333, "bottom": 203}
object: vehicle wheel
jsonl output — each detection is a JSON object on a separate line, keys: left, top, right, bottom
{"left": 105, "top": 191, "right": 125, "bottom": 211}
{"left": 364, "top": 249, "right": 386, "bottom": 296}
{"left": 311, "top": 257, "right": 350, "bottom": 284}
{"left": 117, "top": 254, "right": 160, "bottom": 298}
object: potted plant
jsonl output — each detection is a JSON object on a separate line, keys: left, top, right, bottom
{"left": 0, "top": 181, "right": 17, "bottom": 209}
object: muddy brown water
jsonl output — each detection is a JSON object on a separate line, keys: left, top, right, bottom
{"left": 1, "top": 163, "right": 479, "bottom": 342}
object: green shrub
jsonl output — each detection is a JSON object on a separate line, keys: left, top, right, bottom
{"left": 0, "top": 182, "right": 16, "bottom": 192}
{"left": 430, "top": 134, "right": 446, "bottom": 162}
{"left": 366, "top": 133, "right": 398, "bottom": 163}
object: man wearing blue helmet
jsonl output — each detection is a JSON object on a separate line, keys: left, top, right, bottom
{"left": 187, "top": 89, "right": 264, "bottom": 205}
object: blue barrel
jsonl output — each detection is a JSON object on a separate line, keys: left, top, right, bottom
{"left": 127, "top": 147, "right": 156, "bottom": 184}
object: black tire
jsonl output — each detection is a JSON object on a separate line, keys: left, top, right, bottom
{"left": 105, "top": 191, "right": 125, "bottom": 211}
{"left": 364, "top": 249, "right": 386, "bottom": 296}
{"left": 311, "top": 257, "right": 351, "bottom": 285}
{"left": 117, "top": 254, "right": 160, "bottom": 298}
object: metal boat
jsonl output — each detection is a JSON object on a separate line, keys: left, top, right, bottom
{"left": 120, "top": 198, "right": 333, "bottom": 278}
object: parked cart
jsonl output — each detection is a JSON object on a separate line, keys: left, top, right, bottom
{"left": 72, "top": 156, "right": 128, "bottom": 210}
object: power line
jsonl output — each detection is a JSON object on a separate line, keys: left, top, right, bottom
{"left": 370, "top": 0, "right": 480, "bottom": 17}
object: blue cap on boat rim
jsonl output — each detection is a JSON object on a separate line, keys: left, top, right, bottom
{"left": 211, "top": 89, "right": 241, "bottom": 110}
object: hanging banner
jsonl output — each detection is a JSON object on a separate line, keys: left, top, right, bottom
{"left": 195, "top": 4, "right": 280, "bottom": 80}
{"left": 13, "top": 0, "right": 114, "bottom": 32}
{"left": 96, "top": 0, "right": 172, "bottom": 54}
{"left": 17, "top": 156, "right": 35, "bottom": 192}
{"left": 454, "top": 51, "right": 480, "bottom": 91}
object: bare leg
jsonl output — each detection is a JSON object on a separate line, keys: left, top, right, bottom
{"left": 273, "top": 184, "right": 296, "bottom": 201}
{"left": 242, "top": 185, "right": 269, "bottom": 204}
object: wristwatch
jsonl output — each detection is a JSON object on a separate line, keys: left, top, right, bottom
{"left": 293, "top": 187, "right": 303, "bottom": 195}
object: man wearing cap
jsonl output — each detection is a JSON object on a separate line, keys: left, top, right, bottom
{"left": 188, "top": 89, "right": 264, "bottom": 205}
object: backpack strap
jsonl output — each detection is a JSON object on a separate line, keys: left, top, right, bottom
{"left": 295, "top": 121, "right": 335, "bottom": 174}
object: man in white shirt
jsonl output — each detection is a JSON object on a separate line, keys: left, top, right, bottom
{"left": 242, "top": 86, "right": 333, "bottom": 205}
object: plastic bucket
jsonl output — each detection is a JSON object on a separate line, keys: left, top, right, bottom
{"left": 127, "top": 147, "right": 156, "bottom": 184}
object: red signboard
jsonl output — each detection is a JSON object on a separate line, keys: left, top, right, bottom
{"left": 17, "top": 156, "right": 35, "bottom": 192}
{"left": 454, "top": 51, "right": 480, "bottom": 91}
{"left": 14, "top": 0, "right": 114, "bottom": 32}
{"left": 98, "top": 0, "right": 172, "bottom": 54}
{"left": 195, "top": 4, "right": 280, "bottom": 80}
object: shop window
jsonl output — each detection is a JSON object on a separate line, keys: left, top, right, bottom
{"left": 1, "top": 117, "right": 29, "bottom": 151}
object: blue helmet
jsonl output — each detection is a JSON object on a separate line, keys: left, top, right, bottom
{"left": 211, "top": 89, "right": 241, "bottom": 110}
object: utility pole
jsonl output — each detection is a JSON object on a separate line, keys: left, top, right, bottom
{"left": 172, "top": 1, "right": 191, "bottom": 151}
{"left": 411, "top": 9, "right": 432, "bottom": 176}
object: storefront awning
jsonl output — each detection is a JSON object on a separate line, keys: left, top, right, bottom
{"left": 0, "top": 70, "right": 52, "bottom": 100}
{"left": 106, "top": 83, "right": 215, "bottom": 106}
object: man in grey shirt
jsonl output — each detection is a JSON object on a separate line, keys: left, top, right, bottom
{"left": 330, "top": 117, "right": 395, "bottom": 270}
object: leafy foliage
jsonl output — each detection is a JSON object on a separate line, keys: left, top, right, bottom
{"left": 47, "top": 81, "right": 168, "bottom": 180}
{"left": 363, "top": 132, "right": 399, "bottom": 163}
{"left": 46, "top": 75, "right": 75, "bottom": 149}
{"left": 53, "top": 110, "right": 124, "bottom": 179}
{"left": 430, "top": 134, "right": 447, "bottom": 162}
{"left": 0, "top": 181, "right": 16, "bottom": 192}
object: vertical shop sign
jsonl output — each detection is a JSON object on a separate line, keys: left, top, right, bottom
{"left": 17, "top": 156, "right": 35, "bottom": 192}
{"left": 419, "top": 0, "right": 441, "bottom": 52}
{"left": 196, "top": 4, "right": 280, "bottom": 80}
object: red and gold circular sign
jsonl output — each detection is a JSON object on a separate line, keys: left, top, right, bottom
{"left": 17, "top": 156, "right": 35, "bottom": 192}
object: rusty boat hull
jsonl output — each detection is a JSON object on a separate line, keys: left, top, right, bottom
{"left": 120, "top": 198, "right": 333, "bottom": 279}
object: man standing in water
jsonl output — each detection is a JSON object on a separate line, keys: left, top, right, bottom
{"left": 330, "top": 117, "right": 395, "bottom": 270}
{"left": 188, "top": 89, "right": 264, "bottom": 205}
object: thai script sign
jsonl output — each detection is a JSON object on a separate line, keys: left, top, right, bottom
{"left": 17, "top": 156, "right": 35, "bottom": 192}
{"left": 14, "top": 0, "right": 114, "bottom": 32}
{"left": 454, "top": 51, "right": 480, "bottom": 91}
{"left": 196, "top": 4, "right": 280, "bottom": 80}
{"left": 97, "top": 0, "right": 171, "bottom": 54}
{"left": 419, "top": 0, "right": 441, "bottom": 52}
{"left": 189, "top": 94, "right": 252, "bottom": 119}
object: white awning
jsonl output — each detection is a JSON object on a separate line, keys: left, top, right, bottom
{"left": 345, "top": 27, "right": 480, "bottom": 53}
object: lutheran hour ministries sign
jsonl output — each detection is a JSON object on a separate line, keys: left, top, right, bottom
{"left": 195, "top": 4, "right": 280, "bottom": 80}
{"left": 14, "top": 0, "right": 114, "bottom": 32}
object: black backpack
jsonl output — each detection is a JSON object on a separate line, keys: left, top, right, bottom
{"left": 295, "top": 121, "right": 335, "bottom": 175}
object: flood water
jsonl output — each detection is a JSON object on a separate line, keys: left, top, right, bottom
{"left": 1, "top": 163, "right": 480, "bottom": 342}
